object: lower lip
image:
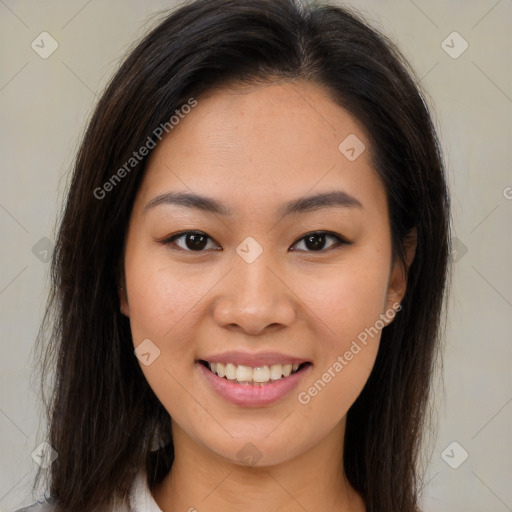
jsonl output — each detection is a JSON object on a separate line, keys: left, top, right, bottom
{"left": 197, "top": 362, "right": 311, "bottom": 407}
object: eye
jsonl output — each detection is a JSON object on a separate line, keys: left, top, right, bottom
{"left": 163, "top": 231, "right": 221, "bottom": 252}
{"left": 161, "top": 230, "right": 349, "bottom": 253}
{"left": 290, "top": 231, "right": 349, "bottom": 252}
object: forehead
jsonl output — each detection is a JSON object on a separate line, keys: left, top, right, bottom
{"left": 135, "top": 80, "right": 387, "bottom": 217}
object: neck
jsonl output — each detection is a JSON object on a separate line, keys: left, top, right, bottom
{"left": 151, "top": 420, "right": 365, "bottom": 512}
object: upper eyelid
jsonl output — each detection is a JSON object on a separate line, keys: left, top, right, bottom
{"left": 165, "top": 230, "right": 348, "bottom": 251}
{"left": 290, "top": 232, "right": 347, "bottom": 251}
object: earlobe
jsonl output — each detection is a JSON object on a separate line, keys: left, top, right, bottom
{"left": 385, "top": 227, "right": 417, "bottom": 315}
{"left": 119, "top": 285, "right": 130, "bottom": 317}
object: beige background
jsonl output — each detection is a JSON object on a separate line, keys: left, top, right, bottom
{"left": 1, "top": 0, "right": 511, "bottom": 510}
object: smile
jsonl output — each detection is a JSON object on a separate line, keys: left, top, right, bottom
{"left": 200, "top": 360, "right": 311, "bottom": 385}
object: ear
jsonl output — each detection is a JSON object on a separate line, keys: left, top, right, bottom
{"left": 118, "top": 275, "right": 130, "bottom": 318}
{"left": 385, "top": 227, "right": 417, "bottom": 314}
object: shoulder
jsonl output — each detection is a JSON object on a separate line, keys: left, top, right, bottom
{"left": 13, "top": 500, "right": 54, "bottom": 512}
{"left": 14, "top": 493, "right": 132, "bottom": 512}
{"left": 13, "top": 471, "right": 147, "bottom": 512}
{"left": 13, "top": 498, "right": 128, "bottom": 512}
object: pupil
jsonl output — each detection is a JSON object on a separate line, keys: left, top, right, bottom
{"left": 305, "top": 233, "right": 325, "bottom": 251}
{"left": 187, "top": 233, "right": 207, "bottom": 250}
{"left": 183, "top": 233, "right": 327, "bottom": 251}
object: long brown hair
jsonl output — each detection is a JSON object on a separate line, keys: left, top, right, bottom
{"left": 34, "top": 1, "right": 451, "bottom": 511}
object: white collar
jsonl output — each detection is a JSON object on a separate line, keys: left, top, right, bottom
{"left": 127, "top": 470, "right": 164, "bottom": 512}
{"left": 15, "top": 470, "right": 164, "bottom": 512}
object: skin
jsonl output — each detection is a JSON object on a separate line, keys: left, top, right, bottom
{"left": 120, "top": 79, "right": 416, "bottom": 512}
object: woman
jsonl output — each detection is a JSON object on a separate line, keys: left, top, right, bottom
{"left": 19, "top": 0, "right": 451, "bottom": 510}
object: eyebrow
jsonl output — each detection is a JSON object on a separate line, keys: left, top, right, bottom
{"left": 143, "top": 190, "right": 363, "bottom": 216}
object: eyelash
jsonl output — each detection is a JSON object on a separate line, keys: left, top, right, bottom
{"left": 160, "top": 230, "right": 350, "bottom": 253}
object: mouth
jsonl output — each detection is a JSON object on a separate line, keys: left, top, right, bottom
{"left": 199, "top": 360, "right": 312, "bottom": 386}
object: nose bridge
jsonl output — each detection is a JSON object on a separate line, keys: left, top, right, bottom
{"left": 236, "top": 250, "right": 276, "bottom": 300}
{"left": 213, "top": 241, "right": 296, "bottom": 333}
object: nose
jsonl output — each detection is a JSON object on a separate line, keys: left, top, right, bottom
{"left": 212, "top": 251, "right": 297, "bottom": 336}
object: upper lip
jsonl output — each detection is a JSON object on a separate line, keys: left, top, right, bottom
{"left": 198, "top": 351, "right": 311, "bottom": 367}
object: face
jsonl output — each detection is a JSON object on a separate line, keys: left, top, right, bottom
{"left": 120, "top": 80, "right": 413, "bottom": 467}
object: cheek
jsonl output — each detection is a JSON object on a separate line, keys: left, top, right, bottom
{"left": 292, "top": 257, "right": 389, "bottom": 415}
{"left": 125, "top": 248, "right": 211, "bottom": 344}
{"left": 298, "top": 255, "right": 390, "bottom": 345}
{"left": 124, "top": 251, "right": 208, "bottom": 415}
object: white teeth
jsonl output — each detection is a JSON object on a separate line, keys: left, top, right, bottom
{"left": 253, "top": 366, "right": 270, "bottom": 383}
{"left": 225, "top": 363, "right": 237, "bottom": 380}
{"left": 216, "top": 362, "right": 226, "bottom": 378}
{"left": 236, "top": 365, "right": 253, "bottom": 383}
{"left": 205, "top": 361, "right": 304, "bottom": 384}
{"left": 270, "top": 364, "right": 283, "bottom": 380}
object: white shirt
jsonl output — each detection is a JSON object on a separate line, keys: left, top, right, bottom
{"left": 15, "top": 470, "right": 163, "bottom": 512}
{"left": 126, "top": 470, "right": 163, "bottom": 512}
